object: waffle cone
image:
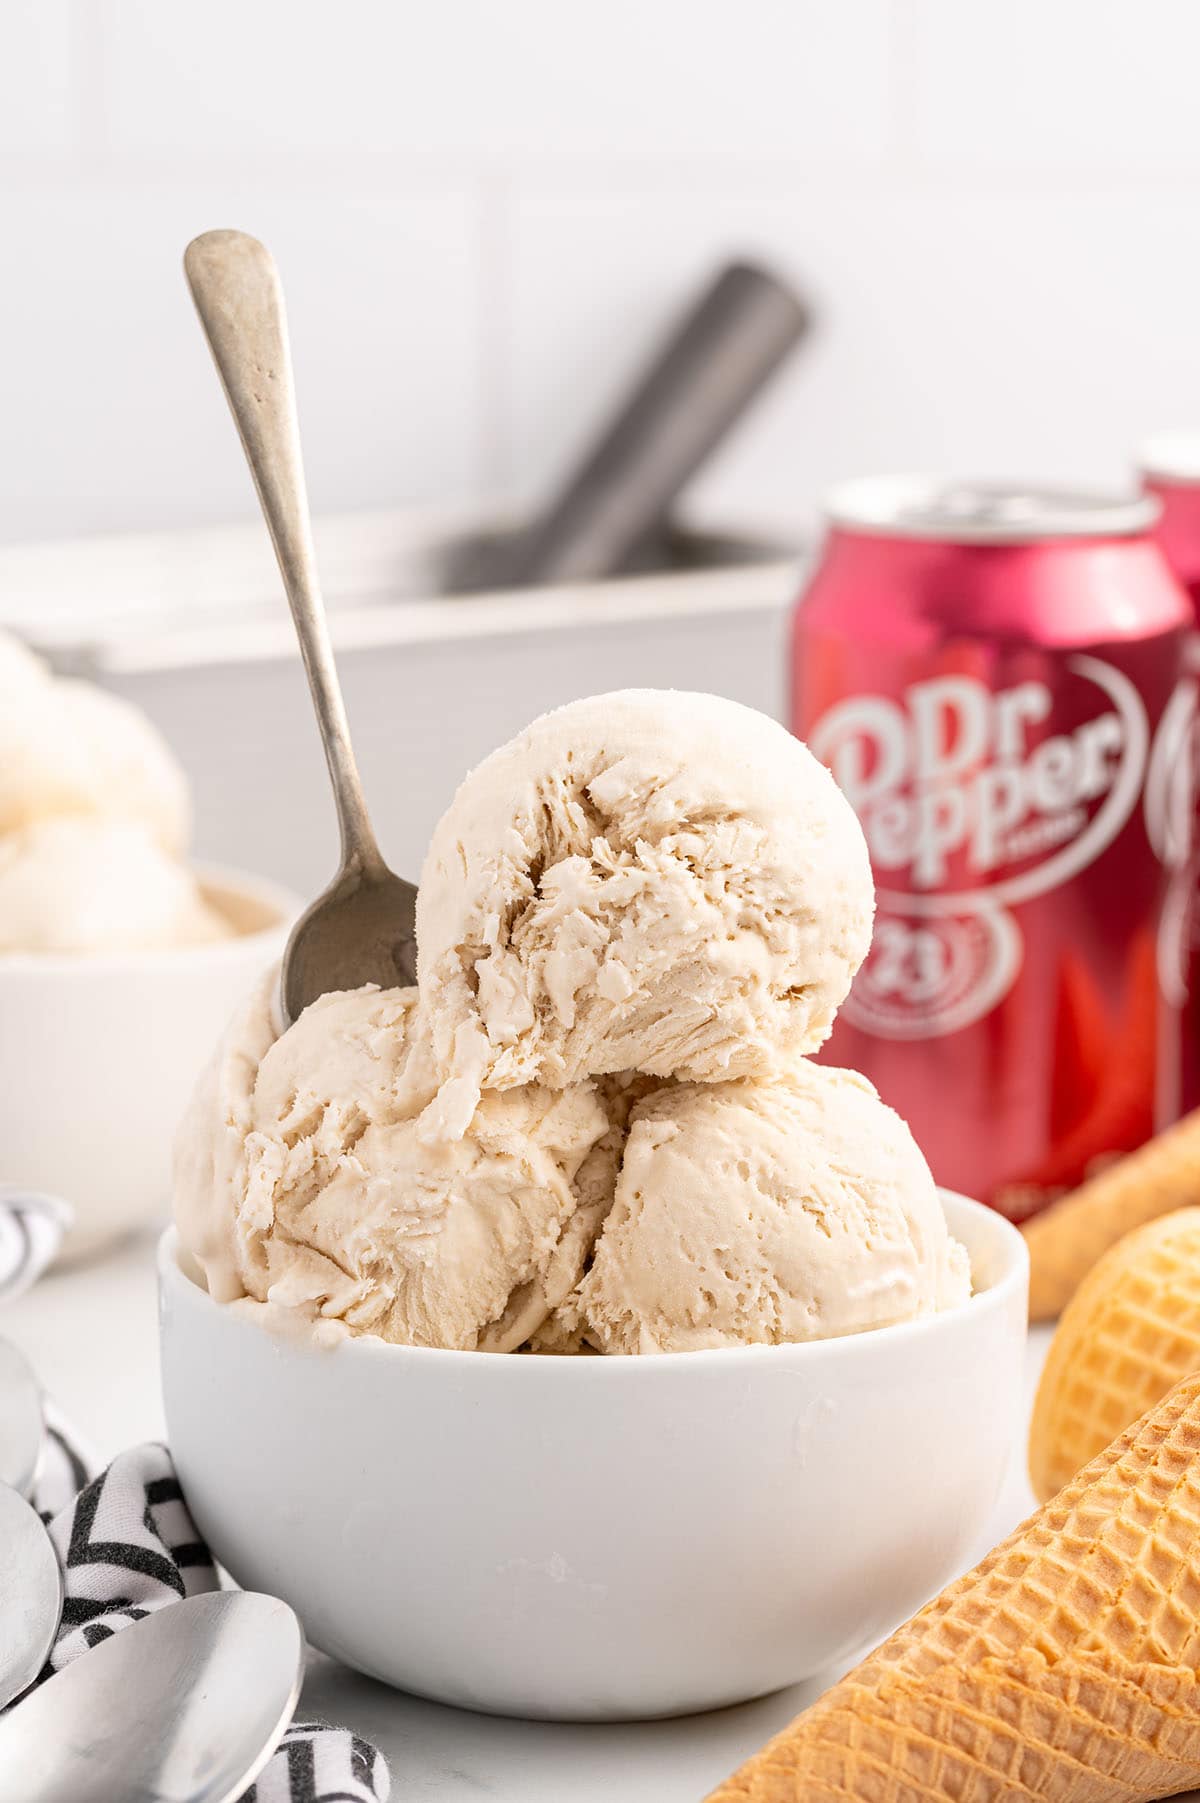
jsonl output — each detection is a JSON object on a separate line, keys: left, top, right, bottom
{"left": 708, "top": 1371, "right": 1200, "bottom": 1802}
{"left": 1029, "top": 1207, "right": 1200, "bottom": 1503}
{"left": 1023, "top": 1106, "right": 1200, "bottom": 1322}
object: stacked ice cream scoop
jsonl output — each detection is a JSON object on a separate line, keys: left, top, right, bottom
{"left": 176, "top": 690, "right": 969, "bottom": 1353}
{"left": 0, "top": 629, "right": 229, "bottom": 953}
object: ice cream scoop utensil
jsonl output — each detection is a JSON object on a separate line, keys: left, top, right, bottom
{"left": 447, "top": 259, "right": 810, "bottom": 591}
{"left": 0, "top": 1483, "right": 61, "bottom": 1711}
{"left": 0, "top": 1337, "right": 44, "bottom": 1499}
{"left": 0, "top": 1590, "right": 303, "bottom": 1803}
{"left": 184, "top": 229, "right": 417, "bottom": 1025}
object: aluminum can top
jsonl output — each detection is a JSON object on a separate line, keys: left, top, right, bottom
{"left": 1139, "top": 433, "right": 1200, "bottom": 487}
{"left": 826, "top": 475, "right": 1159, "bottom": 544}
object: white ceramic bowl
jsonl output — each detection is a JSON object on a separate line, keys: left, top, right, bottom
{"left": 159, "top": 1192, "right": 1027, "bottom": 1721}
{"left": 0, "top": 866, "right": 294, "bottom": 1260}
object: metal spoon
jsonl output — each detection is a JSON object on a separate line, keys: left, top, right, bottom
{"left": 0, "top": 1590, "right": 303, "bottom": 1803}
{"left": 184, "top": 228, "right": 418, "bottom": 1027}
{"left": 0, "top": 1337, "right": 45, "bottom": 1500}
{"left": 0, "top": 1483, "right": 62, "bottom": 1711}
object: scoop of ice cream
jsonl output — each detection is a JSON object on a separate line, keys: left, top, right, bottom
{"left": 0, "top": 629, "right": 50, "bottom": 697}
{"left": 572, "top": 1062, "right": 970, "bottom": 1354}
{"left": 0, "top": 817, "right": 230, "bottom": 954}
{"left": 173, "top": 978, "right": 616, "bottom": 1350}
{"left": 0, "top": 629, "right": 214, "bottom": 955}
{"left": 0, "top": 675, "right": 189, "bottom": 851}
{"left": 417, "top": 690, "right": 874, "bottom": 1137}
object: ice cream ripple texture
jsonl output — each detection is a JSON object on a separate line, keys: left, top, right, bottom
{"left": 0, "top": 630, "right": 230, "bottom": 952}
{"left": 176, "top": 690, "right": 971, "bottom": 1353}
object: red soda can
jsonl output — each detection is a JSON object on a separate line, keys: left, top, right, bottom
{"left": 1142, "top": 435, "right": 1200, "bottom": 601}
{"left": 1138, "top": 436, "right": 1200, "bottom": 1124}
{"left": 792, "top": 478, "right": 1189, "bottom": 1222}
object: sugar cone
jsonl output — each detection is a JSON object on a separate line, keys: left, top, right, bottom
{"left": 708, "top": 1372, "right": 1200, "bottom": 1802}
{"left": 1029, "top": 1206, "right": 1200, "bottom": 1503}
{"left": 1023, "top": 1105, "right": 1200, "bottom": 1322}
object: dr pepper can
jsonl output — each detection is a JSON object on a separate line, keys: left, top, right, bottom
{"left": 792, "top": 478, "right": 1189, "bottom": 1222}
{"left": 1139, "top": 435, "right": 1200, "bottom": 1125}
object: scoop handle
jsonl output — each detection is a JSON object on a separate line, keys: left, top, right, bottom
{"left": 476, "top": 260, "right": 811, "bottom": 590}
{"left": 183, "top": 228, "right": 382, "bottom": 873}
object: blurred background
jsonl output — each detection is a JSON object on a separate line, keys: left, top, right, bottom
{"left": 3, "top": 0, "right": 1197, "bottom": 542}
{"left": 2, "top": 0, "right": 1199, "bottom": 892}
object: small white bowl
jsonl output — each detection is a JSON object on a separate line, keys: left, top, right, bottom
{"left": 0, "top": 865, "right": 295, "bottom": 1260}
{"left": 159, "top": 1191, "right": 1028, "bottom": 1721}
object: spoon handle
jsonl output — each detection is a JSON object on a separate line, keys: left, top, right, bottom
{"left": 184, "top": 229, "right": 382, "bottom": 873}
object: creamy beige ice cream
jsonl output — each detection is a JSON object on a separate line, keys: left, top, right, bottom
{"left": 564, "top": 1063, "right": 970, "bottom": 1354}
{"left": 417, "top": 689, "right": 874, "bottom": 1138}
{"left": 0, "top": 629, "right": 50, "bottom": 697}
{"left": 174, "top": 977, "right": 618, "bottom": 1350}
{"left": 0, "top": 818, "right": 228, "bottom": 954}
{"left": 176, "top": 687, "right": 970, "bottom": 1357}
{"left": 0, "top": 659, "right": 188, "bottom": 850}
{"left": 0, "top": 629, "right": 229, "bottom": 953}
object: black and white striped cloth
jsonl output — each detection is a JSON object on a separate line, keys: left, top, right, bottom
{"left": 27, "top": 1436, "right": 390, "bottom": 1801}
{"left": 243, "top": 1723, "right": 391, "bottom": 1803}
{"left": 41, "top": 1444, "right": 214, "bottom": 1669}
{"left": 0, "top": 1187, "right": 71, "bottom": 1302}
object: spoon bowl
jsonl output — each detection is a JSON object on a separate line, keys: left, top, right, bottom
{"left": 0, "top": 1590, "right": 303, "bottom": 1803}
{"left": 0, "top": 1483, "right": 62, "bottom": 1711}
{"left": 0, "top": 1338, "right": 45, "bottom": 1500}
{"left": 282, "top": 858, "right": 417, "bottom": 1024}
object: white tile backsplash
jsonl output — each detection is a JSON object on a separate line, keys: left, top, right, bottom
{"left": 0, "top": 175, "right": 483, "bottom": 541}
{"left": 101, "top": 0, "right": 892, "bottom": 162}
{"left": 502, "top": 174, "right": 1200, "bottom": 530}
{"left": 0, "top": 0, "right": 1198, "bottom": 545}
{"left": 0, "top": 0, "right": 73, "bottom": 153}
{"left": 908, "top": 0, "right": 1200, "bottom": 173}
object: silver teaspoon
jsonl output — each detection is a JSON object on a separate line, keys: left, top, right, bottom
{"left": 0, "top": 1590, "right": 303, "bottom": 1803}
{"left": 0, "top": 1338, "right": 45, "bottom": 1500}
{"left": 184, "top": 229, "right": 418, "bottom": 1027}
{"left": 0, "top": 1483, "right": 62, "bottom": 1711}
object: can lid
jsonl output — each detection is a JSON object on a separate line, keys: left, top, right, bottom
{"left": 826, "top": 475, "right": 1159, "bottom": 542}
{"left": 1138, "top": 432, "right": 1200, "bottom": 486}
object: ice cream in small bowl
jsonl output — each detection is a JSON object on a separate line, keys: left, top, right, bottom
{"left": 0, "top": 630, "right": 296, "bottom": 1257}
{"left": 160, "top": 691, "right": 1028, "bottom": 1720}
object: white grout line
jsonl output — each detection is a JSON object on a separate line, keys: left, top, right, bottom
{"left": 0, "top": 144, "right": 1197, "bottom": 196}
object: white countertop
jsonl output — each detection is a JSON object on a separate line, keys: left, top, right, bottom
{"left": 5, "top": 1231, "right": 1051, "bottom": 1801}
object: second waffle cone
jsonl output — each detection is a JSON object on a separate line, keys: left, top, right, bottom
{"left": 1029, "top": 1205, "right": 1200, "bottom": 1502}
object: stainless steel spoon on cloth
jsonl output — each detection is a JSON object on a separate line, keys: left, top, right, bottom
{"left": 184, "top": 229, "right": 418, "bottom": 1028}
{"left": 0, "top": 1337, "right": 45, "bottom": 1501}
{"left": 0, "top": 1590, "right": 304, "bottom": 1803}
{"left": 0, "top": 1483, "right": 62, "bottom": 1712}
